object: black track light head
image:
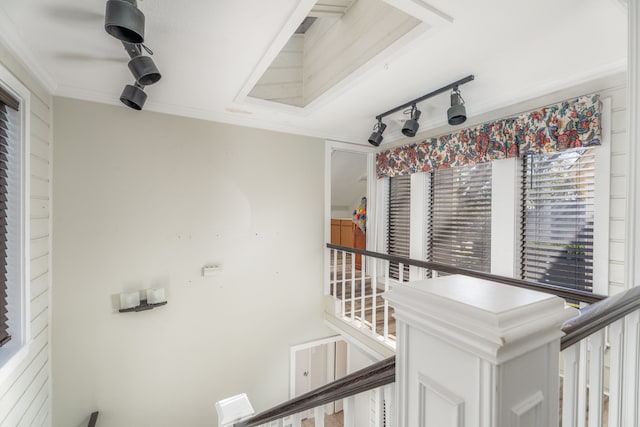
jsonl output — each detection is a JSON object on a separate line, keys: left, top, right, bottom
{"left": 105, "top": 0, "right": 145, "bottom": 44}
{"left": 120, "top": 83, "right": 147, "bottom": 110}
{"left": 447, "top": 88, "right": 467, "bottom": 126}
{"left": 368, "top": 120, "right": 387, "bottom": 147}
{"left": 402, "top": 105, "right": 421, "bottom": 137}
{"left": 128, "top": 55, "right": 161, "bottom": 86}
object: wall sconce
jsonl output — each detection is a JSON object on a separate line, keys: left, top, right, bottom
{"left": 368, "top": 74, "right": 474, "bottom": 146}
{"left": 119, "top": 288, "right": 167, "bottom": 312}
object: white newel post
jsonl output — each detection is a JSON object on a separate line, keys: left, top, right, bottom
{"left": 384, "top": 275, "right": 578, "bottom": 427}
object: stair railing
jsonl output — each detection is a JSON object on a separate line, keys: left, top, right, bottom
{"left": 327, "top": 244, "right": 605, "bottom": 347}
{"left": 233, "top": 283, "right": 640, "bottom": 427}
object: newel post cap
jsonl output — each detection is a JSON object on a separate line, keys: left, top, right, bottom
{"left": 384, "top": 275, "right": 578, "bottom": 363}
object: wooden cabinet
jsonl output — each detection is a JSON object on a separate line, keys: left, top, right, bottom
{"left": 330, "top": 219, "right": 366, "bottom": 269}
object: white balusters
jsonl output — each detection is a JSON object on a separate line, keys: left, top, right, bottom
{"left": 360, "top": 260, "right": 366, "bottom": 328}
{"left": 577, "top": 339, "right": 588, "bottom": 427}
{"left": 588, "top": 329, "right": 605, "bottom": 427}
{"left": 350, "top": 255, "right": 356, "bottom": 322}
{"left": 313, "top": 407, "right": 324, "bottom": 427}
{"left": 560, "top": 311, "right": 640, "bottom": 427}
{"left": 332, "top": 249, "right": 337, "bottom": 294}
{"left": 562, "top": 343, "right": 582, "bottom": 426}
{"left": 371, "top": 258, "right": 377, "bottom": 336}
{"left": 622, "top": 311, "right": 640, "bottom": 427}
{"left": 608, "top": 319, "right": 624, "bottom": 427}
{"left": 341, "top": 250, "right": 346, "bottom": 317}
{"left": 384, "top": 260, "right": 390, "bottom": 341}
{"left": 343, "top": 395, "right": 356, "bottom": 427}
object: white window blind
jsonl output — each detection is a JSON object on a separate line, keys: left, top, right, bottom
{"left": 428, "top": 162, "right": 492, "bottom": 272}
{"left": 387, "top": 175, "right": 410, "bottom": 280}
{"left": 520, "top": 147, "right": 595, "bottom": 292}
{"left": 0, "top": 92, "right": 18, "bottom": 347}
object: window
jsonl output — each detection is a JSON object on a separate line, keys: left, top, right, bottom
{"left": 0, "top": 88, "right": 19, "bottom": 347}
{"left": 0, "top": 65, "right": 30, "bottom": 378}
{"left": 387, "top": 175, "right": 410, "bottom": 280}
{"left": 428, "top": 163, "right": 492, "bottom": 273}
{"left": 520, "top": 148, "right": 595, "bottom": 292}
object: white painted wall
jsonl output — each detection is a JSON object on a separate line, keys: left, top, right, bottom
{"left": 0, "top": 41, "right": 53, "bottom": 427}
{"left": 51, "top": 98, "right": 331, "bottom": 427}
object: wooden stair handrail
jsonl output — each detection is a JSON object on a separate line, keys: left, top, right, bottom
{"left": 234, "top": 357, "right": 395, "bottom": 427}
{"left": 327, "top": 244, "right": 606, "bottom": 304}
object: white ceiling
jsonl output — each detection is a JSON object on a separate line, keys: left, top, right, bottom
{"left": 0, "top": 0, "right": 628, "bottom": 145}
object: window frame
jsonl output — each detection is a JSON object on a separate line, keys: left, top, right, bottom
{"left": 428, "top": 162, "right": 493, "bottom": 275}
{"left": 0, "top": 62, "right": 31, "bottom": 383}
{"left": 518, "top": 98, "right": 611, "bottom": 296}
{"left": 380, "top": 100, "right": 611, "bottom": 296}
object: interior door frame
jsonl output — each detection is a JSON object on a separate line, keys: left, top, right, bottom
{"left": 324, "top": 140, "right": 376, "bottom": 295}
{"left": 289, "top": 335, "right": 349, "bottom": 400}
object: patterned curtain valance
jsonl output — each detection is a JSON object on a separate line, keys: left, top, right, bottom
{"left": 376, "top": 94, "right": 602, "bottom": 179}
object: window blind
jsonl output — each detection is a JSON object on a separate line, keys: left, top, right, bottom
{"left": 520, "top": 148, "right": 595, "bottom": 292}
{"left": 429, "top": 162, "right": 492, "bottom": 272}
{"left": 0, "top": 87, "right": 18, "bottom": 347}
{"left": 387, "top": 175, "right": 410, "bottom": 280}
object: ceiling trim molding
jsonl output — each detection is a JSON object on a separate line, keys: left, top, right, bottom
{"left": 238, "top": 20, "right": 432, "bottom": 118}
{"left": 382, "top": 0, "right": 454, "bottom": 25}
{"left": 235, "top": 0, "right": 317, "bottom": 107}
{"left": 0, "top": 6, "right": 58, "bottom": 94}
{"left": 235, "top": 0, "right": 453, "bottom": 118}
{"left": 55, "top": 83, "right": 361, "bottom": 144}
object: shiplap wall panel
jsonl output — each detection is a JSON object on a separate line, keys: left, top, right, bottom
{"left": 30, "top": 238, "right": 49, "bottom": 260}
{"left": 30, "top": 139, "right": 49, "bottom": 163}
{"left": 29, "top": 97, "right": 49, "bottom": 125}
{"left": 29, "top": 399, "right": 49, "bottom": 427}
{"left": 249, "top": 36, "right": 303, "bottom": 106}
{"left": 602, "top": 83, "right": 627, "bottom": 295}
{"left": 30, "top": 219, "right": 48, "bottom": 240}
{"left": 30, "top": 202, "right": 49, "bottom": 222}
{"left": 2, "top": 363, "right": 48, "bottom": 427}
{"left": 30, "top": 115, "right": 49, "bottom": 147}
{"left": 30, "top": 291, "right": 48, "bottom": 323}
{"left": 302, "top": 0, "right": 419, "bottom": 105}
{"left": 0, "top": 38, "right": 52, "bottom": 427}
{"left": 30, "top": 274, "right": 48, "bottom": 302}
{"left": 29, "top": 256, "right": 48, "bottom": 284}
{"left": 0, "top": 332, "right": 48, "bottom": 425}
{"left": 30, "top": 178, "right": 49, "bottom": 200}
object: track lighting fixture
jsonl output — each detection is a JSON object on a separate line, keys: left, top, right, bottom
{"left": 368, "top": 75, "right": 474, "bottom": 145}
{"left": 104, "top": 0, "right": 145, "bottom": 44}
{"left": 120, "top": 82, "right": 147, "bottom": 110}
{"left": 368, "top": 119, "right": 387, "bottom": 147}
{"left": 402, "top": 105, "right": 421, "bottom": 137}
{"left": 104, "top": 1, "right": 162, "bottom": 111}
{"left": 128, "top": 54, "right": 161, "bottom": 86}
{"left": 447, "top": 87, "right": 467, "bottom": 126}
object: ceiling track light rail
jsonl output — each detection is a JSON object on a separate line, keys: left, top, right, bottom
{"left": 368, "top": 74, "right": 474, "bottom": 146}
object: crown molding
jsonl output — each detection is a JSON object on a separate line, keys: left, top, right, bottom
{"left": 55, "top": 83, "right": 362, "bottom": 144}
{"left": 0, "top": 6, "right": 58, "bottom": 94}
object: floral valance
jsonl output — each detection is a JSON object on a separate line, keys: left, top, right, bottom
{"left": 376, "top": 94, "right": 602, "bottom": 179}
